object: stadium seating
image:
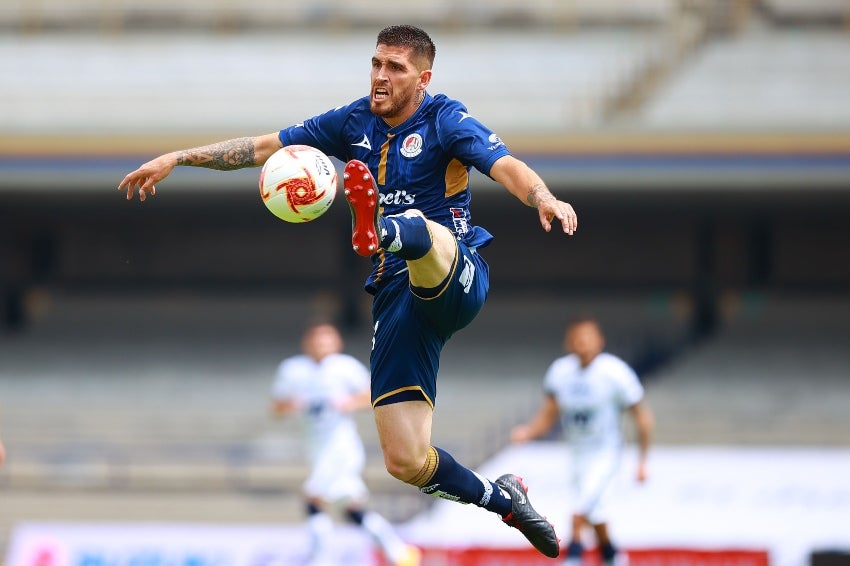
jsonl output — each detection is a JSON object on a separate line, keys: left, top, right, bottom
{"left": 646, "top": 292, "right": 850, "bottom": 445}
{"left": 0, "top": 0, "right": 697, "bottom": 140}
{"left": 762, "top": 0, "right": 850, "bottom": 23}
{"left": 0, "top": 0, "right": 680, "bottom": 32}
{"left": 634, "top": 28, "right": 850, "bottom": 130}
{"left": 0, "top": 291, "right": 688, "bottom": 523}
{"left": 0, "top": 30, "right": 671, "bottom": 136}
{"left": 2, "top": 1, "right": 849, "bottom": 559}
{"left": 7, "top": 290, "right": 847, "bottom": 502}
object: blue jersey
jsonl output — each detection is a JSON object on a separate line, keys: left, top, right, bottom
{"left": 278, "top": 92, "right": 511, "bottom": 291}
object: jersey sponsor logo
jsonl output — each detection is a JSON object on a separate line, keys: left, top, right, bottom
{"left": 400, "top": 133, "right": 423, "bottom": 158}
{"left": 487, "top": 133, "right": 505, "bottom": 151}
{"left": 352, "top": 133, "right": 372, "bottom": 150}
{"left": 571, "top": 410, "right": 593, "bottom": 428}
{"left": 420, "top": 483, "right": 462, "bottom": 502}
{"left": 459, "top": 255, "right": 475, "bottom": 294}
{"left": 449, "top": 207, "right": 469, "bottom": 235}
{"left": 457, "top": 111, "right": 472, "bottom": 122}
{"left": 379, "top": 189, "right": 415, "bottom": 206}
{"left": 307, "top": 400, "right": 327, "bottom": 417}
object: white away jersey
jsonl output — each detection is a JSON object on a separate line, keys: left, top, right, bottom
{"left": 544, "top": 352, "right": 644, "bottom": 452}
{"left": 272, "top": 353, "right": 370, "bottom": 461}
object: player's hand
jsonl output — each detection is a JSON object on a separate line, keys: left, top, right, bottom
{"left": 271, "top": 398, "right": 303, "bottom": 417}
{"left": 509, "top": 425, "right": 533, "bottom": 444}
{"left": 537, "top": 198, "right": 577, "bottom": 235}
{"left": 118, "top": 153, "right": 176, "bottom": 202}
{"left": 333, "top": 391, "right": 371, "bottom": 413}
{"left": 636, "top": 460, "right": 648, "bottom": 483}
{"left": 333, "top": 397, "right": 355, "bottom": 413}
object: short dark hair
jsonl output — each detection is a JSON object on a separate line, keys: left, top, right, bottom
{"left": 376, "top": 25, "right": 436, "bottom": 69}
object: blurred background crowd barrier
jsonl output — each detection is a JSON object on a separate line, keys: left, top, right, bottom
{"left": 1, "top": 1, "right": 849, "bottom": 564}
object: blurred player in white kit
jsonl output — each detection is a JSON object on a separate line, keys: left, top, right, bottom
{"left": 511, "top": 318, "right": 654, "bottom": 566}
{"left": 271, "top": 322, "right": 420, "bottom": 566}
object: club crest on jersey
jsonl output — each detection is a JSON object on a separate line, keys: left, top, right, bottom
{"left": 400, "top": 133, "right": 424, "bottom": 158}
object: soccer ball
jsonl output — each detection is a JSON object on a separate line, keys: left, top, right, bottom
{"left": 259, "top": 145, "right": 337, "bottom": 223}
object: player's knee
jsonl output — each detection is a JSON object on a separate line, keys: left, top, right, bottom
{"left": 383, "top": 455, "right": 420, "bottom": 482}
{"left": 382, "top": 449, "right": 425, "bottom": 483}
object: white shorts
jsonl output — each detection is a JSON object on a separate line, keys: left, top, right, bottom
{"left": 569, "top": 449, "right": 620, "bottom": 525}
{"left": 304, "top": 430, "right": 369, "bottom": 504}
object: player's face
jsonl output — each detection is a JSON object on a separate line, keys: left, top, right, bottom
{"left": 566, "top": 322, "right": 605, "bottom": 365}
{"left": 370, "top": 44, "right": 429, "bottom": 126}
{"left": 303, "top": 324, "right": 344, "bottom": 361}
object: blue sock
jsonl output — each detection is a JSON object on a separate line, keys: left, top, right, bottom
{"left": 601, "top": 543, "right": 618, "bottom": 561}
{"left": 417, "top": 446, "right": 512, "bottom": 517}
{"left": 379, "top": 212, "right": 431, "bottom": 260}
{"left": 567, "top": 541, "right": 584, "bottom": 558}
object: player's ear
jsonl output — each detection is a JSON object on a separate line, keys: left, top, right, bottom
{"left": 418, "top": 69, "right": 432, "bottom": 90}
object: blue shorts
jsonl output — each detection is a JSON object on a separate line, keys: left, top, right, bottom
{"left": 369, "top": 243, "right": 489, "bottom": 408}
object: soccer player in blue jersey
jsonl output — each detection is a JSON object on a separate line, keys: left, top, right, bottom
{"left": 119, "top": 25, "right": 576, "bottom": 558}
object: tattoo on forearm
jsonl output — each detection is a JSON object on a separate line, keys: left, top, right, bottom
{"left": 176, "top": 137, "right": 256, "bottom": 170}
{"left": 526, "top": 183, "right": 556, "bottom": 208}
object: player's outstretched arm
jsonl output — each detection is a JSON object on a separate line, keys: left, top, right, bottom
{"left": 510, "top": 394, "right": 559, "bottom": 443}
{"left": 490, "top": 155, "right": 577, "bottom": 235}
{"left": 629, "top": 401, "right": 654, "bottom": 482}
{"left": 334, "top": 389, "right": 372, "bottom": 413}
{"left": 118, "top": 133, "right": 283, "bottom": 202}
{"left": 271, "top": 397, "right": 301, "bottom": 418}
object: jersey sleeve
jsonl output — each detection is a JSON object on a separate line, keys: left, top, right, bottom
{"left": 271, "top": 360, "right": 295, "bottom": 401}
{"left": 340, "top": 355, "right": 370, "bottom": 395}
{"left": 542, "top": 359, "right": 560, "bottom": 396}
{"left": 612, "top": 358, "right": 644, "bottom": 408}
{"left": 278, "top": 100, "right": 361, "bottom": 162}
{"left": 436, "top": 98, "right": 511, "bottom": 176}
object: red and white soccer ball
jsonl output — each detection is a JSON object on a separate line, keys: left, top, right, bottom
{"left": 259, "top": 145, "right": 337, "bottom": 223}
